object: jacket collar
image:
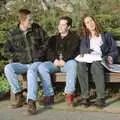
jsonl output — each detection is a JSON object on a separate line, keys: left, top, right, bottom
{"left": 17, "top": 23, "right": 33, "bottom": 33}
{"left": 57, "top": 31, "right": 72, "bottom": 39}
{"left": 101, "top": 33, "right": 105, "bottom": 43}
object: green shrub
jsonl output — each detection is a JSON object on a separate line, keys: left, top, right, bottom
{"left": 0, "top": 74, "right": 10, "bottom": 93}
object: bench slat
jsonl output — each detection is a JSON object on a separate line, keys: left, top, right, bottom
{"left": 105, "top": 72, "right": 120, "bottom": 83}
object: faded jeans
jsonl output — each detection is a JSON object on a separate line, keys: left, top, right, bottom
{"left": 38, "top": 60, "right": 77, "bottom": 95}
{"left": 4, "top": 62, "right": 42, "bottom": 101}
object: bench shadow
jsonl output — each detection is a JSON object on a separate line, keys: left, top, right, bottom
{"left": 36, "top": 94, "right": 66, "bottom": 114}
{"left": 0, "top": 91, "right": 10, "bottom": 101}
{"left": 36, "top": 105, "right": 54, "bottom": 115}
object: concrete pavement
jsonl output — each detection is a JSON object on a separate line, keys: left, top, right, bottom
{"left": 0, "top": 100, "right": 120, "bottom": 120}
{"left": 0, "top": 94, "right": 120, "bottom": 120}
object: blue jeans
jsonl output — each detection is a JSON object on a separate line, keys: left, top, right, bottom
{"left": 4, "top": 62, "right": 42, "bottom": 101}
{"left": 38, "top": 60, "right": 77, "bottom": 95}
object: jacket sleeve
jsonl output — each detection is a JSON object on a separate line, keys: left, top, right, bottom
{"left": 4, "top": 32, "right": 15, "bottom": 61}
{"left": 39, "top": 28, "right": 48, "bottom": 57}
{"left": 105, "top": 32, "right": 118, "bottom": 62}
{"left": 32, "top": 25, "right": 49, "bottom": 62}
{"left": 80, "top": 36, "right": 92, "bottom": 54}
{"left": 46, "top": 37, "right": 56, "bottom": 62}
{"left": 65, "top": 34, "right": 80, "bottom": 61}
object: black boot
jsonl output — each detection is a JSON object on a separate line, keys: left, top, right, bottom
{"left": 81, "top": 98, "right": 90, "bottom": 107}
{"left": 95, "top": 98, "right": 106, "bottom": 108}
{"left": 44, "top": 96, "right": 54, "bottom": 106}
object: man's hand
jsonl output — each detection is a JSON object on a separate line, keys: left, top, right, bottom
{"left": 53, "top": 59, "right": 65, "bottom": 67}
{"left": 59, "top": 59, "right": 65, "bottom": 67}
{"left": 53, "top": 59, "right": 60, "bottom": 67}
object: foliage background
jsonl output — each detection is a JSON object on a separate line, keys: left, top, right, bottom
{"left": 0, "top": 0, "right": 120, "bottom": 93}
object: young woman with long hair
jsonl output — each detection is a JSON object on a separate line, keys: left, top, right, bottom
{"left": 77, "top": 14, "right": 118, "bottom": 108}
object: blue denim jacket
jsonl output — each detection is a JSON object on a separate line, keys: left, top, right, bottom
{"left": 80, "top": 32, "right": 118, "bottom": 62}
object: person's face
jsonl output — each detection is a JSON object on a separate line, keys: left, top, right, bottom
{"left": 58, "top": 19, "right": 70, "bottom": 34}
{"left": 84, "top": 16, "right": 96, "bottom": 32}
{"left": 21, "top": 14, "right": 33, "bottom": 29}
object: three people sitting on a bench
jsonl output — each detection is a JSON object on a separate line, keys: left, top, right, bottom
{"left": 4, "top": 8, "right": 118, "bottom": 115}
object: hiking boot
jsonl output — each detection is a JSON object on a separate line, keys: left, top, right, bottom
{"left": 66, "top": 94, "right": 74, "bottom": 107}
{"left": 44, "top": 96, "right": 54, "bottom": 106}
{"left": 27, "top": 99, "right": 36, "bottom": 115}
{"left": 95, "top": 98, "right": 106, "bottom": 108}
{"left": 11, "top": 92, "right": 25, "bottom": 108}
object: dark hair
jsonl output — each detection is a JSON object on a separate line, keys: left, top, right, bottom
{"left": 81, "top": 14, "right": 102, "bottom": 37}
{"left": 18, "top": 8, "right": 31, "bottom": 21}
{"left": 60, "top": 16, "right": 72, "bottom": 26}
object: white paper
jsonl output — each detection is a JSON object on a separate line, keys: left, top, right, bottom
{"left": 75, "top": 54, "right": 102, "bottom": 63}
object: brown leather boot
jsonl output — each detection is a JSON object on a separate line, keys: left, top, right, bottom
{"left": 27, "top": 99, "right": 36, "bottom": 115}
{"left": 11, "top": 92, "right": 25, "bottom": 108}
{"left": 44, "top": 96, "right": 54, "bottom": 106}
{"left": 66, "top": 94, "right": 74, "bottom": 106}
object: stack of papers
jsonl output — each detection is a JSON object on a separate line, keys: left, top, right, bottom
{"left": 75, "top": 54, "right": 102, "bottom": 63}
{"left": 75, "top": 54, "right": 120, "bottom": 73}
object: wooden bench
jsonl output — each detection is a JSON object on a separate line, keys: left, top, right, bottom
{"left": 52, "top": 72, "right": 66, "bottom": 82}
{"left": 10, "top": 72, "right": 66, "bottom": 102}
{"left": 105, "top": 72, "right": 120, "bottom": 89}
{"left": 10, "top": 40, "right": 120, "bottom": 101}
{"left": 10, "top": 71, "right": 120, "bottom": 102}
{"left": 10, "top": 74, "right": 27, "bottom": 102}
{"left": 105, "top": 72, "right": 120, "bottom": 83}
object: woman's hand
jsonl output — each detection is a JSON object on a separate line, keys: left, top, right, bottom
{"left": 107, "top": 56, "right": 113, "bottom": 65}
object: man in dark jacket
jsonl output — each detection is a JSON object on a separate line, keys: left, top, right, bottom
{"left": 4, "top": 9, "right": 47, "bottom": 115}
{"left": 38, "top": 16, "right": 80, "bottom": 107}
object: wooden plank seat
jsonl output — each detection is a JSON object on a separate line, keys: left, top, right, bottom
{"left": 10, "top": 74, "right": 27, "bottom": 103}
{"left": 10, "top": 71, "right": 120, "bottom": 102}
{"left": 105, "top": 72, "right": 120, "bottom": 83}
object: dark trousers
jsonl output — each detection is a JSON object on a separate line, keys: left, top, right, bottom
{"left": 77, "top": 61, "right": 105, "bottom": 99}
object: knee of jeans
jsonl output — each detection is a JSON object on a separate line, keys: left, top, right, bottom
{"left": 27, "top": 69, "right": 37, "bottom": 76}
{"left": 66, "top": 60, "right": 77, "bottom": 69}
{"left": 38, "top": 64, "right": 49, "bottom": 73}
{"left": 28, "top": 62, "right": 41, "bottom": 71}
{"left": 4, "top": 64, "right": 13, "bottom": 74}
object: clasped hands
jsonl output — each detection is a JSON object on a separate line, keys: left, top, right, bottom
{"left": 53, "top": 59, "right": 65, "bottom": 67}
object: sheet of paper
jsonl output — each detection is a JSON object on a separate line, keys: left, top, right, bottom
{"left": 75, "top": 54, "right": 102, "bottom": 63}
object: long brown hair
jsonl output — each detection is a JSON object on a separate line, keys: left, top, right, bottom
{"left": 81, "top": 14, "right": 102, "bottom": 37}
